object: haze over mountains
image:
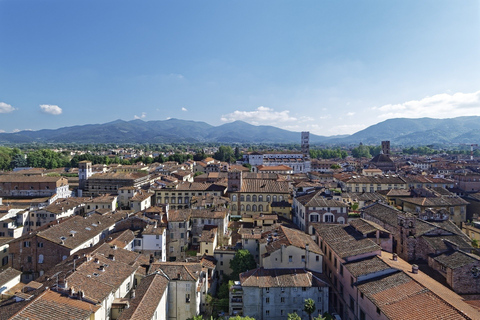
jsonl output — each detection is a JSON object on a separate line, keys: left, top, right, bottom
{"left": 2, "top": 116, "right": 480, "bottom": 146}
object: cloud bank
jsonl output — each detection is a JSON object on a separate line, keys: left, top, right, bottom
{"left": 134, "top": 112, "right": 147, "bottom": 119}
{"left": 373, "top": 90, "right": 480, "bottom": 119}
{"left": 0, "top": 102, "right": 15, "bottom": 113}
{"left": 221, "top": 106, "right": 298, "bottom": 125}
{"left": 40, "top": 104, "right": 62, "bottom": 115}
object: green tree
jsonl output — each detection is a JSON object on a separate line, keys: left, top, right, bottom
{"left": 234, "top": 146, "right": 241, "bottom": 160}
{"left": 304, "top": 298, "right": 316, "bottom": 320}
{"left": 472, "top": 239, "right": 479, "bottom": 248}
{"left": 10, "top": 153, "right": 27, "bottom": 168}
{"left": 230, "top": 249, "right": 257, "bottom": 280}
{"left": 287, "top": 312, "right": 301, "bottom": 320}
{"left": 229, "top": 316, "right": 256, "bottom": 320}
{"left": 214, "top": 146, "right": 235, "bottom": 162}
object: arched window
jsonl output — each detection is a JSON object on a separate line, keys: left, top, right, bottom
{"left": 240, "top": 195, "right": 245, "bottom": 201}
{"left": 252, "top": 205, "right": 257, "bottom": 212}
{"left": 232, "top": 195, "right": 237, "bottom": 201}
{"left": 259, "top": 195, "right": 263, "bottom": 202}
{"left": 252, "top": 195, "right": 257, "bottom": 202}
{"left": 246, "top": 195, "right": 251, "bottom": 202}
{"left": 267, "top": 195, "right": 271, "bottom": 202}
{"left": 246, "top": 205, "right": 251, "bottom": 211}
{"left": 232, "top": 204, "right": 237, "bottom": 211}
{"left": 337, "top": 217, "right": 345, "bottom": 224}
{"left": 273, "top": 196, "right": 277, "bottom": 202}
{"left": 258, "top": 205, "right": 263, "bottom": 212}
{"left": 324, "top": 213, "right": 334, "bottom": 223}
{"left": 38, "top": 254, "right": 44, "bottom": 264}
{"left": 279, "top": 195, "right": 283, "bottom": 201}
{"left": 241, "top": 205, "right": 245, "bottom": 211}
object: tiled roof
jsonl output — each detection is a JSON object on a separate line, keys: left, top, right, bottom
{"left": 262, "top": 225, "right": 323, "bottom": 255}
{"left": 117, "top": 274, "right": 169, "bottom": 320}
{"left": 296, "top": 190, "right": 347, "bottom": 208}
{"left": 89, "top": 172, "right": 148, "bottom": 180}
{"left": 9, "top": 289, "right": 99, "bottom": 320}
{"left": 240, "top": 268, "right": 328, "bottom": 288}
{"left": 346, "top": 175, "right": 405, "bottom": 184}
{"left": 0, "top": 176, "right": 66, "bottom": 183}
{"left": 433, "top": 251, "right": 480, "bottom": 269}
{"left": 349, "top": 218, "right": 390, "bottom": 235}
{"left": 0, "top": 268, "right": 21, "bottom": 287}
{"left": 312, "top": 223, "right": 380, "bottom": 259}
{"left": 190, "top": 208, "right": 228, "bottom": 219}
{"left": 200, "top": 226, "right": 217, "bottom": 242}
{"left": 240, "top": 179, "right": 289, "bottom": 194}
{"left": 149, "top": 262, "right": 203, "bottom": 281}
{"left": 362, "top": 202, "right": 402, "bottom": 228}
{"left": 107, "top": 230, "right": 136, "bottom": 249}
{"left": 344, "top": 255, "right": 393, "bottom": 278}
{"left": 401, "top": 196, "right": 469, "bottom": 207}
{"left": 167, "top": 209, "right": 192, "bottom": 222}
{"left": 35, "top": 213, "right": 123, "bottom": 250}
{"left": 377, "top": 252, "right": 480, "bottom": 319}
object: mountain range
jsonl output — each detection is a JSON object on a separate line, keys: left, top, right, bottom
{"left": 1, "top": 116, "right": 479, "bottom": 146}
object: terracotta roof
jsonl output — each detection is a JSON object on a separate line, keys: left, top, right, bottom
{"left": 401, "top": 196, "right": 469, "bottom": 207}
{"left": 149, "top": 262, "right": 202, "bottom": 281}
{"left": 190, "top": 208, "right": 228, "bottom": 219}
{"left": 35, "top": 213, "right": 123, "bottom": 250}
{"left": 240, "top": 268, "right": 328, "bottom": 288}
{"left": 344, "top": 255, "right": 393, "bottom": 278}
{"left": 0, "top": 268, "right": 21, "bottom": 288}
{"left": 312, "top": 223, "right": 380, "bottom": 259}
{"left": 262, "top": 225, "right": 323, "bottom": 255}
{"left": 10, "top": 289, "right": 99, "bottom": 320}
{"left": 117, "top": 274, "right": 169, "bottom": 320}
{"left": 347, "top": 175, "right": 404, "bottom": 184}
{"left": 296, "top": 191, "right": 348, "bottom": 208}
{"left": 200, "top": 226, "right": 217, "bottom": 242}
{"left": 107, "top": 230, "right": 136, "bottom": 249}
{"left": 433, "top": 251, "right": 480, "bottom": 269}
{"left": 168, "top": 209, "right": 192, "bottom": 222}
{"left": 349, "top": 218, "right": 390, "bottom": 235}
{"left": 377, "top": 252, "right": 480, "bottom": 319}
{"left": 362, "top": 202, "right": 402, "bottom": 228}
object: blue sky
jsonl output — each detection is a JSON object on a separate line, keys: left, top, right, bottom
{"left": 1, "top": 0, "right": 479, "bottom": 136}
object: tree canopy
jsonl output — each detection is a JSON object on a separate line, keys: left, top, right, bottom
{"left": 230, "top": 249, "right": 257, "bottom": 280}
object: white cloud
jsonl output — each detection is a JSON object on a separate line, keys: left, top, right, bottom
{"left": 346, "top": 112, "right": 355, "bottom": 116}
{"left": 182, "top": 107, "right": 188, "bottom": 112}
{"left": 373, "top": 90, "right": 480, "bottom": 119}
{"left": 0, "top": 130, "right": 5, "bottom": 133}
{"left": 40, "top": 104, "right": 62, "bottom": 115}
{"left": 12, "top": 129, "right": 20, "bottom": 133}
{"left": 12, "top": 129, "right": 32, "bottom": 133}
{"left": 221, "top": 106, "right": 298, "bottom": 125}
{"left": 0, "top": 102, "right": 15, "bottom": 113}
{"left": 134, "top": 112, "right": 147, "bottom": 120}
{"left": 166, "top": 117, "right": 172, "bottom": 120}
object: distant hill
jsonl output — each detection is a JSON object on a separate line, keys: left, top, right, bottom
{"left": 0, "top": 119, "right": 333, "bottom": 144}
{"left": 0, "top": 116, "right": 479, "bottom": 145}
{"left": 329, "top": 116, "right": 480, "bottom": 145}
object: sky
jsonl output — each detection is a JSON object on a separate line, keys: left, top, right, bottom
{"left": 0, "top": 0, "right": 479, "bottom": 136}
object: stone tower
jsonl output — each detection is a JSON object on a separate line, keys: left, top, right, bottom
{"left": 381, "top": 141, "right": 390, "bottom": 156}
{"left": 78, "top": 160, "right": 92, "bottom": 192}
{"left": 228, "top": 170, "right": 242, "bottom": 192}
{"left": 301, "top": 131, "right": 310, "bottom": 158}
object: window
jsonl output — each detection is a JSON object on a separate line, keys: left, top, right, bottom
{"left": 23, "top": 241, "right": 31, "bottom": 248}
{"left": 27, "top": 256, "right": 32, "bottom": 263}
{"left": 185, "top": 293, "right": 191, "bottom": 303}
{"left": 301, "top": 255, "right": 305, "bottom": 262}
{"left": 281, "top": 297, "right": 285, "bottom": 303}
{"left": 38, "top": 242, "right": 43, "bottom": 248}
{"left": 316, "top": 255, "right": 319, "bottom": 262}
{"left": 350, "top": 276, "right": 354, "bottom": 288}
{"left": 180, "top": 233, "right": 184, "bottom": 239}
{"left": 266, "top": 310, "right": 270, "bottom": 316}
{"left": 350, "top": 295, "right": 354, "bottom": 310}
{"left": 340, "top": 264, "right": 343, "bottom": 276}
{"left": 38, "top": 254, "right": 44, "bottom": 264}
{"left": 266, "top": 288, "right": 269, "bottom": 293}
{"left": 289, "top": 255, "right": 293, "bottom": 262}
{"left": 376, "top": 307, "right": 381, "bottom": 315}
{"left": 334, "top": 257, "right": 337, "bottom": 268}
{"left": 266, "top": 297, "right": 270, "bottom": 303}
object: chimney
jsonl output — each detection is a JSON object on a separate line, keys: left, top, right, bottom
{"left": 412, "top": 264, "right": 419, "bottom": 274}
{"left": 94, "top": 258, "right": 99, "bottom": 264}
{"left": 99, "top": 265, "right": 105, "bottom": 272}
{"left": 392, "top": 253, "right": 398, "bottom": 261}
{"left": 108, "top": 254, "right": 115, "bottom": 261}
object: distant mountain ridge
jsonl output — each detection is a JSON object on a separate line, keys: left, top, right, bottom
{"left": 0, "top": 116, "right": 479, "bottom": 145}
